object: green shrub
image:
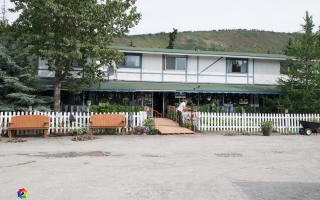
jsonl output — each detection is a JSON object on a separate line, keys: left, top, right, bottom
{"left": 89, "top": 103, "right": 143, "bottom": 113}
{"left": 241, "top": 105, "right": 258, "bottom": 113}
{"left": 199, "top": 104, "right": 210, "bottom": 112}
{"left": 169, "top": 107, "right": 177, "bottom": 122}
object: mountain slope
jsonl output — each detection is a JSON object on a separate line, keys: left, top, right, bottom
{"left": 112, "top": 29, "right": 293, "bottom": 54}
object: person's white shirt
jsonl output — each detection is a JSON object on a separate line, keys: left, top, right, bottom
{"left": 177, "top": 102, "right": 186, "bottom": 112}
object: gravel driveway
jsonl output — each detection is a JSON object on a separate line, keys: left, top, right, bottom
{"left": 0, "top": 133, "right": 320, "bottom": 200}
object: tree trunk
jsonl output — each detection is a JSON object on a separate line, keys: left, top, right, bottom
{"left": 53, "top": 72, "right": 62, "bottom": 112}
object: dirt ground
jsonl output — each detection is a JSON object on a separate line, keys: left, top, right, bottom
{"left": 1, "top": 132, "right": 320, "bottom": 200}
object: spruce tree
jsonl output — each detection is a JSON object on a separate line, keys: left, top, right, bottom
{"left": 267, "top": 11, "right": 320, "bottom": 113}
{"left": 0, "top": 38, "right": 53, "bottom": 112}
{"left": 167, "top": 28, "right": 178, "bottom": 49}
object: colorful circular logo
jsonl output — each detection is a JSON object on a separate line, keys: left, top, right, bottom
{"left": 17, "top": 188, "right": 28, "bottom": 199}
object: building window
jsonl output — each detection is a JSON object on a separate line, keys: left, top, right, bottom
{"left": 226, "top": 58, "right": 248, "bottom": 73}
{"left": 164, "top": 56, "right": 186, "bottom": 70}
{"left": 280, "top": 61, "right": 289, "bottom": 74}
{"left": 121, "top": 53, "right": 141, "bottom": 68}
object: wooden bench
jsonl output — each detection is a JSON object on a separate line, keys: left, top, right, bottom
{"left": 89, "top": 114, "right": 125, "bottom": 135}
{"left": 8, "top": 115, "right": 50, "bottom": 138}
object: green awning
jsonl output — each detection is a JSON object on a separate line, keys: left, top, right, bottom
{"left": 86, "top": 81, "right": 280, "bottom": 94}
{"left": 41, "top": 78, "right": 280, "bottom": 94}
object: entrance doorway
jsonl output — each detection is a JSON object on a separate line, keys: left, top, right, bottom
{"left": 153, "top": 92, "right": 164, "bottom": 117}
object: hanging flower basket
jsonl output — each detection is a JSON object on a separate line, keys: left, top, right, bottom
{"left": 136, "top": 94, "right": 143, "bottom": 100}
{"left": 122, "top": 96, "right": 130, "bottom": 102}
{"left": 107, "top": 93, "right": 114, "bottom": 100}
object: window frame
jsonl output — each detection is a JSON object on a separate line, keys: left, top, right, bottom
{"left": 121, "top": 53, "right": 142, "bottom": 68}
{"left": 163, "top": 55, "right": 187, "bottom": 70}
{"left": 226, "top": 58, "right": 248, "bottom": 73}
{"left": 280, "top": 61, "right": 289, "bottom": 74}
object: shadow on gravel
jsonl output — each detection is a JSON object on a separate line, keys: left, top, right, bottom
{"left": 235, "top": 181, "right": 320, "bottom": 200}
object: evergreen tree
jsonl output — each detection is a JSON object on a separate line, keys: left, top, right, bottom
{"left": 167, "top": 28, "right": 178, "bottom": 49}
{"left": 0, "top": 38, "right": 53, "bottom": 112}
{"left": 129, "top": 40, "right": 136, "bottom": 47}
{"left": 266, "top": 11, "right": 320, "bottom": 113}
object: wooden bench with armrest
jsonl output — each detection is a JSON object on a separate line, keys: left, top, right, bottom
{"left": 8, "top": 115, "right": 50, "bottom": 138}
{"left": 89, "top": 114, "right": 125, "bottom": 135}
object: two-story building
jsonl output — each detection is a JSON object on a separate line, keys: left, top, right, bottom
{"left": 38, "top": 46, "right": 287, "bottom": 115}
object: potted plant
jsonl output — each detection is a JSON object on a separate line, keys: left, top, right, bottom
{"left": 86, "top": 100, "right": 91, "bottom": 106}
{"left": 260, "top": 121, "right": 273, "bottom": 136}
{"left": 143, "top": 118, "right": 155, "bottom": 131}
{"left": 152, "top": 127, "right": 159, "bottom": 135}
{"left": 207, "top": 95, "right": 211, "bottom": 101}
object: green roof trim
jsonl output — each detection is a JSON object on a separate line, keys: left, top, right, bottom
{"left": 110, "top": 46, "right": 289, "bottom": 60}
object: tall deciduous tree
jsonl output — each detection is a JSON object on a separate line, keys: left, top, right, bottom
{"left": 267, "top": 11, "right": 320, "bottom": 113}
{"left": 9, "top": 0, "right": 141, "bottom": 111}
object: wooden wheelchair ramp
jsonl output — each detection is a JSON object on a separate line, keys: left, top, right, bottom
{"left": 154, "top": 118, "right": 194, "bottom": 135}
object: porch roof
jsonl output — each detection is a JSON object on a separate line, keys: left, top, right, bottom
{"left": 86, "top": 81, "right": 281, "bottom": 94}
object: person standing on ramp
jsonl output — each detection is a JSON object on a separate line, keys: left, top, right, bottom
{"left": 177, "top": 100, "right": 188, "bottom": 127}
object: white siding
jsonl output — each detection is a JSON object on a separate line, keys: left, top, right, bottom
{"left": 38, "top": 70, "right": 55, "bottom": 78}
{"left": 37, "top": 51, "right": 283, "bottom": 86}
{"left": 141, "top": 54, "right": 162, "bottom": 71}
{"left": 254, "top": 59, "right": 280, "bottom": 84}
{"left": 187, "top": 56, "right": 198, "bottom": 73}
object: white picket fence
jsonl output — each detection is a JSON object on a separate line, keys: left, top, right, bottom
{"left": 1, "top": 111, "right": 319, "bottom": 135}
{"left": 196, "top": 112, "right": 320, "bottom": 133}
{"left": 0, "top": 111, "right": 147, "bottom": 135}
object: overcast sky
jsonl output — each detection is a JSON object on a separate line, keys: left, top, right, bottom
{"left": 4, "top": 0, "right": 320, "bottom": 35}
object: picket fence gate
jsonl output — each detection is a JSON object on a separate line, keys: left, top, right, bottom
{"left": 196, "top": 112, "right": 320, "bottom": 133}
{"left": 0, "top": 111, "right": 147, "bottom": 135}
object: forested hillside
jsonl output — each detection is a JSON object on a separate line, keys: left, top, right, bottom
{"left": 112, "top": 29, "right": 294, "bottom": 54}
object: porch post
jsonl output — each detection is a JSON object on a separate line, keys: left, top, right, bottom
{"left": 162, "top": 92, "right": 165, "bottom": 118}
{"left": 151, "top": 92, "right": 154, "bottom": 118}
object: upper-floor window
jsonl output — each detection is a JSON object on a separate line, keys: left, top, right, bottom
{"left": 226, "top": 58, "right": 248, "bottom": 73}
{"left": 121, "top": 53, "right": 141, "bottom": 68}
{"left": 280, "top": 61, "right": 289, "bottom": 74}
{"left": 164, "top": 56, "right": 186, "bottom": 70}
